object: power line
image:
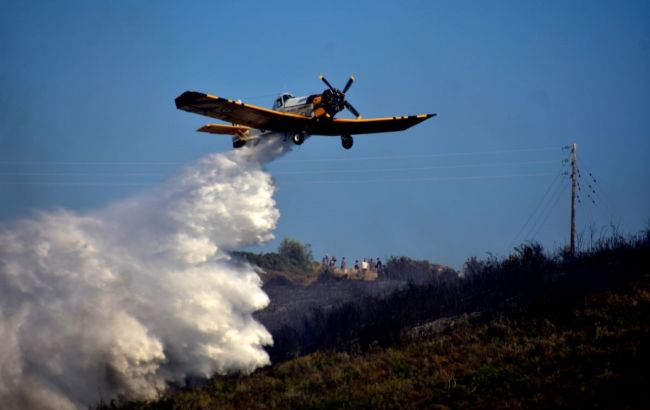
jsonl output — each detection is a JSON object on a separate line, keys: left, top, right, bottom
{"left": 0, "top": 181, "right": 153, "bottom": 187}
{"left": 0, "top": 161, "right": 184, "bottom": 166}
{"left": 279, "top": 147, "right": 561, "bottom": 163}
{"left": 0, "top": 146, "right": 561, "bottom": 166}
{"left": 521, "top": 176, "right": 566, "bottom": 242}
{"left": 0, "top": 172, "right": 557, "bottom": 187}
{"left": 576, "top": 156, "right": 615, "bottom": 215}
{"left": 526, "top": 178, "right": 570, "bottom": 241}
{"left": 508, "top": 144, "right": 574, "bottom": 250}
{"left": 279, "top": 172, "right": 557, "bottom": 185}
{"left": 267, "top": 160, "right": 558, "bottom": 175}
{"left": 0, "top": 160, "right": 563, "bottom": 178}
{"left": 509, "top": 170, "right": 564, "bottom": 249}
{"left": 0, "top": 172, "right": 168, "bottom": 177}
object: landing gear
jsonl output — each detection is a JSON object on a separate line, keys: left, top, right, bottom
{"left": 291, "top": 133, "right": 305, "bottom": 145}
{"left": 341, "top": 134, "right": 354, "bottom": 149}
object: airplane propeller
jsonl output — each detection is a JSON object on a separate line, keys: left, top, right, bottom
{"left": 342, "top": 76, "right": 354, "bottom": 93}
{"left": 319, "top": 75, "right": 361, "bottom": 118}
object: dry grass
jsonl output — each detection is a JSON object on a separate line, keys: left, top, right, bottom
{"left": 104, "top": 281, "right": 649, "bottom": 409}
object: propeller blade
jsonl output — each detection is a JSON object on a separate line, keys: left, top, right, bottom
{"left": 344, "top": 101, "right": 361, "bottom": 118}
{"left": 342, "top": 75, "right": 355, "bottom": 93}
{"left": 319, "top": 75, "right": 336, "bottom": 91}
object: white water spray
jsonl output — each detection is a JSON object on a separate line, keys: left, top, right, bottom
{"left": 0, "top": 137, "right": 290, "bottom": 409}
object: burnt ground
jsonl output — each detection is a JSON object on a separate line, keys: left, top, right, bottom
{"left": 255, "top": 276, "right": 407, "bottom": 335}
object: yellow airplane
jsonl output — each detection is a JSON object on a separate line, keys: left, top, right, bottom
{"left": 175, "top": 75, "right": 436, "bottom": 150}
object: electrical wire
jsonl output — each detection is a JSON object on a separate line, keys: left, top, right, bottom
{"left": 279, "top": 147, "right": 561, "bottom": 163}
{"left": 526, "top": 178, "right": 570, "bottom": 241}
{"left": 0, "top": 172, "right": 168, "bottom": 177}
{"left": 0, "top": 172, "right": 557, "bottom": 187}
{"left": 0, "top": 146, "right": 561, "bottom": 166}
{"left": 278, "top": 172, "right": 557, "bottom": 185}
{"left": 0, "top": 159, "right": 558, "bottom": 179}
{"left": 274, "top": 160, "right": 559, "bottom": 175}
{"left": 508, "top": 170, "right": 564, "bottom": 249}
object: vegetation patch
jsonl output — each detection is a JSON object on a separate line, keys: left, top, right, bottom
{"left": 100, "top": 230, "right": 649, "bottom": 409}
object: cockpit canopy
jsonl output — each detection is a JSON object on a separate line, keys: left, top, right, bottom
{"left": 273, "top": 93, "right": 294, "bottom": 109}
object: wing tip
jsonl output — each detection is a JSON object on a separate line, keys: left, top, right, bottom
{"left": 175, "top": 91, "right": 206, "bottom": 109}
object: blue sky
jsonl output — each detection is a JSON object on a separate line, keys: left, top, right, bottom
{"left": 1, "top": 0, "right": 649, "bottom": 268}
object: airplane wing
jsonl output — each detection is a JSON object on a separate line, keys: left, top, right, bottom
{"left": 175, "top": 91, "right": 435, "bottom": 136}
{"left": 175, "top": 91, "right": 311, "bottom": 132}
{"left": 309, "top": 115, "right": 436, "bottom": 136}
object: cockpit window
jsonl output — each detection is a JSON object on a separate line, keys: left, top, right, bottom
{"left": 273, "top": 93, "right": 294, "bottom": 109}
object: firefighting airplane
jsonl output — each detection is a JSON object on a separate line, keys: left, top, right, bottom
{"left": 175, "top": 75, "right": 436, "bottom": 150}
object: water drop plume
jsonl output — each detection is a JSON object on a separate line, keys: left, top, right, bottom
{"left": 0, "top": 137, "right": 291, "bottom": 409}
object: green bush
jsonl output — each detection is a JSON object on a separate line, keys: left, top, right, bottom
{"left": 233, "top": 238, "right": 316, "bottom": 281}
{"left": 278, "top": 238, "right": 313, "bottom": 269}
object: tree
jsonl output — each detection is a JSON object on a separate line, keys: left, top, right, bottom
{"left": 278, "top": 238, "right": 313, "bottom": 269}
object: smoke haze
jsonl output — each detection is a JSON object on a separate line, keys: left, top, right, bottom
{"left": 0, "top": 138, "right": 290, "bottom": 409}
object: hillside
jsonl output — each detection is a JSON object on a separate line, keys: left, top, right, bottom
{"left": 100, "top": 280, "right": 649, "bottom": 409}
{"left": 100, "top": 231, "right": 649, "bottom": 409}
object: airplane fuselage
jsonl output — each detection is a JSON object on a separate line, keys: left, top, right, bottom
{"left": 273, "top": 93, "right": 329, "bottom": 118}
{"left": 248, "top": 93, "right": 333, "bottom": 147}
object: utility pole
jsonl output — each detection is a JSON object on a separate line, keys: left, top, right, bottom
{"left": 570, "top": 143, "right": 577, "bottom": 256}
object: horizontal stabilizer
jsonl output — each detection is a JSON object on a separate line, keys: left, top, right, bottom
{"left": 197, "top": 123, "right": 252, "bottom": 139}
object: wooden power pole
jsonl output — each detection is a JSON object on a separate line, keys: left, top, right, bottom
{"left": 570, "top": 143, "right": 577, "bottom": 256}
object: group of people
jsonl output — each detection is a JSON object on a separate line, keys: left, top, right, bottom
{"left": 321, "top": 255, "right": 384, "bottom": 274}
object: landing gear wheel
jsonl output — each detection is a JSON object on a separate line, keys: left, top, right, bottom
{"left": 291, "top": 133, "right": 305, "bottom": 145}
{"left": 341, "top": 135, "right": 354, "bottom": 150}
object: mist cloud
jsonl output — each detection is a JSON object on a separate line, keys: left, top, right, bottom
{"left": 0, "top": 138, "right": 290, "bottom": 409}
